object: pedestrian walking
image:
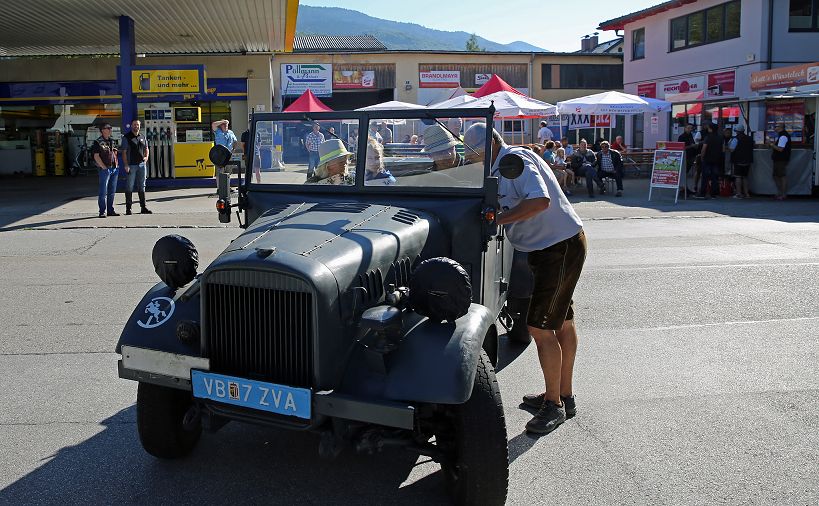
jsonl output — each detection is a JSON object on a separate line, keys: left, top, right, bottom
{"left": 120, "top": 119, "right": 152, "bottom": 215}
{"left": 92, "top": 123, "right": 119, "bottom": 218}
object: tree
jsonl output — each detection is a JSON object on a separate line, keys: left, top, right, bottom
{"left": 465, "top": 33, "right": 484, "bottom": 52}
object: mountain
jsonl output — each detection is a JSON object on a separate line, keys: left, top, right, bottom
{"left": 295, "top": 6, "right": 549, "bottom": 52}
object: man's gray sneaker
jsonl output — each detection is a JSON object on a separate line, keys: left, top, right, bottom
{"left": 525, "top": 401, "right": 566, "bottom": 435}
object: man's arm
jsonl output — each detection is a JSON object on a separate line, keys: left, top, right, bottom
{"left": 211, "top": 120, "right": 226, "bottom": 131}
{"left": 496, "top": 197, "right": 550, "bottom": 225}
{"left": 93, "top": 153, "right": 106, "bottom": 170}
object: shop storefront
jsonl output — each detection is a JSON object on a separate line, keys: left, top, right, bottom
{"left": 0, "top": 77, "right": 248, "bottom": 178}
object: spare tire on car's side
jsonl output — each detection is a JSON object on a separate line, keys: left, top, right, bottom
{"left": 408, "top": 257, "right": 472, "bottom": 323}
{"left": 152, "top": 235, "right": 199, "bottom": 290}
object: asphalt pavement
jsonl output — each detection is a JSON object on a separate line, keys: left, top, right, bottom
{"left": 0, "top": 176, "right": 817, "bottom": 505}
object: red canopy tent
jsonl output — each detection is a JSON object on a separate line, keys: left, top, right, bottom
{"left": 674, "top": 103, "right": 741, "bottom": 119}
{"left": 472, "top": 74, "right": 525, "bottom": 98}
{"left": 283, "top": 89, "right": 333, "bottom": 112}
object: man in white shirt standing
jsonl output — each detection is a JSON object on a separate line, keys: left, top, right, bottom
{"left": 537, "top": 121, "right": 554, "bottom": 144}
{"left": 465, "top": 123, "right": 587, "bottom": 436}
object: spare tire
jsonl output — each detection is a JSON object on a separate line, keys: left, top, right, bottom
{"left": 152, "top": 235, "right": 199, "bottom": 290}
{"left": 209, "top": 144, "right": 232, "bottom": 168}
{"left": 409, "top": 257, "right": 472, "bottom": 323}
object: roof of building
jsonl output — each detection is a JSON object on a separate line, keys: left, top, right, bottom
{"left": 598, "top": 0, "right": 697, "bottom": 30}
{"left": 591, "top": 38, "right": 624, "bottom": 54}
{"left": 293, "top": 35, "right": 387, "bottom": 52}
{"left": 0, "top": 0, "right": 298, "bottom": 56}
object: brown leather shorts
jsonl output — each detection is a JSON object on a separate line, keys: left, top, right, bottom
{"left": 526, "top": 230, "right": 587, "bottom": 331}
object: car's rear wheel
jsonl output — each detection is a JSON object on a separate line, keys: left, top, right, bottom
{"left": 438, "top": 350, "right": 509, "bottom": 506}
{"left": 136, "top": 382, "right": 201, "bottom": 459}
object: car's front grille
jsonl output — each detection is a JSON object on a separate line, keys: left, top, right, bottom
{"left": 203, "top": 270, "right": 314, "bottom": 388}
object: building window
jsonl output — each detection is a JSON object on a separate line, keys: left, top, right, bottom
{"left": 559, "top": 64, "right": 623, "bottom": 89}
{"left": 669, "top": 0, "right": 741, "bottom": 51}
{"left": 790, "top": 0, "right": 819, "bottom": 31}
{"left": 632, "top": 28, "right": 645, "bottom": 60}
{"left": 541, "top": 64, "right": 553, "bottom": 89}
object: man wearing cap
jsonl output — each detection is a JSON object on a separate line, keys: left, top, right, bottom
{"left": 537, "top": 121, "right": 553, "bottom": 144}
{"left": 309, "top": 139, "right": 354, "bottom": 185}
{"left": 211, "top": 119, "right": 238, "bottom": 151}
{"left": 422, "top": 123, "right": 465, "bottom": 171}
{"left": 303, "top": 123, "right": 325, "bottom": 180}
{"left": 92, "top": 123, "right": 120, "bottom": 218}
{"left": 728, "top": 125, "right": 753, "bottom": 199}
{"left": 464, "top": 123, "right": 586, "bottom": 435}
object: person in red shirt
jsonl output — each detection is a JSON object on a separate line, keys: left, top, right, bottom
{"left": 610, "top": 135, "right": 627, "bottom": 154}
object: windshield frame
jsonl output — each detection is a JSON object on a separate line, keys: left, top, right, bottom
{"left": 246, "top": 106, "right": 496, "bottom": 196}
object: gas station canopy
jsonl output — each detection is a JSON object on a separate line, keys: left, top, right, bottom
{"left": 0, "top": 0, "right": 299, "bottom": 57}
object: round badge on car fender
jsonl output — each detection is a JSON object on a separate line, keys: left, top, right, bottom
{"left": 137, "top": 296, "right": 175, "bottom": 328}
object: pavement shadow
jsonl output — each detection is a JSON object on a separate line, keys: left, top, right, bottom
{"left": 0, "top": 216, "right": 99, "bottom": 232}
{"left": 495, "top": 333, "right": 530, "bottom": 373}
{"left": 0, "top": 406, "right": 450, "bottom": 506}
{"left": 0, "top": 176, "right": 99, "bottom": 229}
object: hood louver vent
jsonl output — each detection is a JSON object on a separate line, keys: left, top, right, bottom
{"left": 313, "top": 203, "right": 371, "bottom": 213}
{"left": 392, "top": 210, "right": 420, "bottom": 225}
{"left": 357, "top": 269, "right": 384, "bottom": 305}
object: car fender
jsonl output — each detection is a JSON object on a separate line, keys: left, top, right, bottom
{"left": 339, "top": 303, "right": 495, "bottom": 405}
{"left": 115, "top": 281, "right": 203, "bottom": 356}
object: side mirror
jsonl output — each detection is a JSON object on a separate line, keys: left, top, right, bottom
{"left": 497, "top": 153, "right": 524, "bottom": 180}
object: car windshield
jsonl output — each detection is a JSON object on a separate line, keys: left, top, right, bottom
{"left": 245, "top": 110, "right": 493, "bottom": 190}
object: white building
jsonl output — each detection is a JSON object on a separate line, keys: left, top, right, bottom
{"left": 599, "top": 0, "right": 818, "bottom": 192}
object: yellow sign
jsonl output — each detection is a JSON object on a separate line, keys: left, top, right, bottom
{"left": 131, "top": 69, "right": 200, "bottom": 94}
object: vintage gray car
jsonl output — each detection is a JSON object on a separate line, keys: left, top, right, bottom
{"left": 116, "top": 107, "right": 519, "bottom": 505}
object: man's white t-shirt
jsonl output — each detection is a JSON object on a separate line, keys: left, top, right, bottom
{"left": 492, "top": 145, "right": 583, "bottom": 252}
{"left": 777, "top": 134, "right": 788, "bottom": 148}
{"left": 537, "top": 126, "right": 553, "bottom": 144}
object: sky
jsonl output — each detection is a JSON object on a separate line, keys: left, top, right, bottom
{"left": 300, "top": 0, "right": 661, "bottom": 52}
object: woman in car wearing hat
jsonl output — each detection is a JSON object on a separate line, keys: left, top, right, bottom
{"left": 308, "top": 138, "right": 355, "bottom": 185}
{"left": 422, "top": 123, "right": 465, "bottom": 171}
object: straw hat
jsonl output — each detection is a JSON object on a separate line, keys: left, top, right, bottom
{"left": 317, "top": 138, "right": 352, "bottom": 168}
{"left": 421, "top": 124, "right": 459, "bottom": 153}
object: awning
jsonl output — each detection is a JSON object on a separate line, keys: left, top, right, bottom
{"left": 0, "top": 0, "right": 299, "bottom": 56}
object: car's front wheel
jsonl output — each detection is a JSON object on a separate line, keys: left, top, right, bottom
{"left": 438, "top": 350, "right": 509, "bottom": 506}
{"left": 136, "top": 382, "right": 201, "bottom": 459}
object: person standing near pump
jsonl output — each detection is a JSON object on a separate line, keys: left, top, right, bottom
{"left": 464, "top": 123, "right": 587, "bottom": 435}
{"left": 92, "top": 123, "right": 120, "bottom": 218}
{"left": 303, "top": 122, "right": 324, "bottom": 180}
{"left": 212, "top": 119, "right": 238, "bottom": 151}
{"left": 769, "top": 123, "right": 791, "bottom": 200}
{"left": 120, "top": 119, "right": 152, "bottom": 215}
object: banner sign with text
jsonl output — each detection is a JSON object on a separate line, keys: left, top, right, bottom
{"left": 750, "top": 62, "right": 819, "bottom": 91}
{"left": 333, "top": 69, "right": 375, "bottom": 89}
{"left": 419, "top": 71, "right": 461, "bottom": 88}
{"left": 650, "top": 149, "right": 684, "bottom": 188}
{"left": 637, "top": 82, "right": 657, "bottom": 98}
{"left": 131, "top": 66, "right": 205, "bottom": 95}
{"left": 282, "top": 64, "right": 332, "bottom": 97}
{"left": 706, "top": 70, "right": 736, "bottom": 98}
{"left": 564, "top": 114, "right": 616, "bottom": 130}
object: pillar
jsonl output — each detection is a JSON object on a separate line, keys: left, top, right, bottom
{"left": 119, "top": 16, "right": 137, "bottom": 131}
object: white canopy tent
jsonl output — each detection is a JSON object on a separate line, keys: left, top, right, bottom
{"left": 556, "top": 91, "right": 672, "bottom": 144}
{"left": 356, "top": 100, "right": 426, "bottom": 111}
{"left": 430, "top": 94, "right": 477, "bottom": 109}
{"left": 452, "top": 91, "right": 557, "bottom": 143}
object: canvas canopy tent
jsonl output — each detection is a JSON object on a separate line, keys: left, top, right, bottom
{"left": 430, "top": 95, "right": 477, "bottom": 109}
{"left": 472, "top": 74, "right": 525, "bottom": 98}
{"left": 356, "top": 100, "right": 426, "bottom": 111}
{"left": 454, "top": 91, "right": 556, "bottom": 143}
{"left": 283, "top": 89, "right": 333, "bottom": 113}
{"left": 556, "top": 91, "right": 672, "bottom": 143}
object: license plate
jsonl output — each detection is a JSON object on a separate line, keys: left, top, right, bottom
{"left": 191, "top": 370, "right": 311, "bottom": 419}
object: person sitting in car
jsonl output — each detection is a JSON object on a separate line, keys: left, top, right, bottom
{"left": 364, "top": 137, "right": 396, "bottom": 185}
{"left": 422, "top": 123, "right": 465, "bottom": 171}
{"left": 308, "top": 139, "right": 355, "bottom": 185}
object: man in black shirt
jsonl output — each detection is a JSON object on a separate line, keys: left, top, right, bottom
{"left": 120, "top": 119, "right": 152, "bottom": 214}
{"left": 729, "top": 125, "right": 754, "bottom": 198}
{"left": 678, "top": 124, "right": 698, "bottom": 193}
{"left": 92, "top": 123, "right": 119, "bottom": 218}
{"left": 694, "top": 123, "right": 722, "bottom": 199}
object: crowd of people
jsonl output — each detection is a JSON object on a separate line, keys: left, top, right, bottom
{"left": 680, "top": 121, "right": 791, "bottom": 200}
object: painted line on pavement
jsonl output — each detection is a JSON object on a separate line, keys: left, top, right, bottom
{"left": 640, "top": 316, "right": 819, "bottom": 331}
